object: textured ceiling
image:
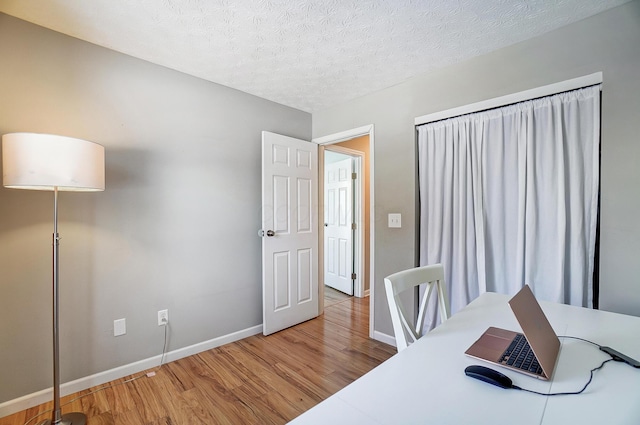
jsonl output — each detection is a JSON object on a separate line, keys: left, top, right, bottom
{"left": 0, "top": 0, "right": 631, "bottom": 112}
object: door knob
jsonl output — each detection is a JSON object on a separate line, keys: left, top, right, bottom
{"left": 266, "top": 230, "right": 275, "bottom": 237}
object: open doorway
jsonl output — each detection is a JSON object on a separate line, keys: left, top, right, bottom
{"left": 313, "top": 124, "right": 376, "bottom": 339}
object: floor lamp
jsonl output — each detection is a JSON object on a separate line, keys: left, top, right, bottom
{"left": 2, "top": 133, "right": 105, "bottom": 425}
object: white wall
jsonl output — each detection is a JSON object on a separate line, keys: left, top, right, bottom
{"left": 313, "top": 1, "right": 640, "bottom": 336}
{"left": 0, "top": 13, "right": 311, "bottom": 404}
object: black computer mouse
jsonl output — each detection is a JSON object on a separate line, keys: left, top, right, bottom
{"left": 464, "top": 365, "right": 513, "bottom": 389}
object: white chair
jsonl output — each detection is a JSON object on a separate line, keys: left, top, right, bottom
{"left": 384, "top": 264, "right": 451, "bottom": 352}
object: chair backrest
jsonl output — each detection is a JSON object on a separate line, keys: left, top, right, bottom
{"left": 384, "top": 264, "right": 450, "bottom": 352}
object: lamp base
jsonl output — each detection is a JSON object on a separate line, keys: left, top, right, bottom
{"left": 37, "top": 412, "right": 87, "bottom": 425}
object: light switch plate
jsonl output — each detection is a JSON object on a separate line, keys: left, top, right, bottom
{"left": 114, "top": 318, "right": 126, "bottom": 336}
{"left": 388, "top": 213, "right": 402, "bottom": 228}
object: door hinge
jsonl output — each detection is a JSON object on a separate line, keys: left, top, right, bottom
{"left": 352, "top": 172, "right": 357, "bottom": 180}
{"left": 351, "top": 273, "right": 357, "bottom": 280}
{"left": 351, "top": 223, "right": 357, "bottom": 230}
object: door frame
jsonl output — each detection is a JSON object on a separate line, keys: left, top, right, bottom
{"left": 313, "top": 125, "right": 375, "bottom": 339}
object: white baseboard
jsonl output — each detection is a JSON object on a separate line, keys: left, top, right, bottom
{"left": 0, "top": 324, "right": 263, "bottom": 419}
{"left": 364, "top": 289, "right": 370, "bottom": 297}
{"left": 372, "top": 330, "right": 396, "bottom": 347}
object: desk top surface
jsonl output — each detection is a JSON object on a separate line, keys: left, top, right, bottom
{"left": 289, "top": 292, "right": 640, "bottom": 425}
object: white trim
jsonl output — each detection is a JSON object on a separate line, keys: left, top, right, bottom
{"left": 324, "top": 145, "right": 364, "bottom": 158}
{"left": 414, "top": 72, "right": 603, "bottom": 126}
{"left": 0, "top": 324, "right": 262, "bottom": 419}
{"left": 313, "top": 125, "right": 374, "bottom": 145}
{"left": 313, "top": 125, "right": 376, "bottom": 340}
{"left": 372, "top": 330, "right": 397, "bottom": 348}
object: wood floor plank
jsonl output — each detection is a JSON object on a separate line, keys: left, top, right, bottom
{"left": 323, "top": 287, "right": 351, "bottom": 307}
{"left": 178, "top": 387, "right": 222, "bottom": 424}
{"left": 127, "top": 373, "right": 171, "bottom": 424}
{"left": 104, "top": 376, "right": 140, "bottom": 416}
{"left": 235, "top": 336, "right": 312, "bottom": 373}
{"left": 19, "top": 405, "right": 51, "bottom": 425}
{"left": 231, "top": 384, "right": 288, "bottom": 425}
{"left": 80, "top": 385, "right": 112, "bottom": 417}
{"left": 61, "top": 390, "right": 86, "bottom": 415}
{"left": 192, "top": 350, "right": 248, "bottom": 390}
{"left": 192, "top": 383, "right": 253, "bottom": 425}
{"left": 161, "top": 361, "right": 195, "bottom": 393}
{"left": 0, "top": 296, "right": 395, "bottom": 425}
{"left": 85, "top": 411, "right": 114, "bottom": 425}
{"left": 113, "top": 408, "right": 146, "bottom": 425}
{"left": 273, "top": 362, "right": 334, "bottom": 401}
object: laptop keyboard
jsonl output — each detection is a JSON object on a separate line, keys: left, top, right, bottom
{"left": 499, "top": 333, "right": 543, "bottom": 376}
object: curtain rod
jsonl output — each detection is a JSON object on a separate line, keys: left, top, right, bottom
{"left": 415, "top": 72, "right": 603, "bottom": 127}
{"left": 416, "top": 83, "right": 602, "bottom": 128}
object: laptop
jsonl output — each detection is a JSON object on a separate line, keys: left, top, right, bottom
{"left": 464, "top": 285, "right": 560, "bottom": 380}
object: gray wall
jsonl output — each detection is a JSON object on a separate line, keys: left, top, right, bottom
{"left": 0, "top": 13, "right": 310, "bottom": 403}
{"left": 313, "top": 1, "right": 640, "bottom": 337}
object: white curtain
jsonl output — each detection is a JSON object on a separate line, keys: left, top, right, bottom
{"left": 417, "top": 85, "right": 601, "bottom": 327}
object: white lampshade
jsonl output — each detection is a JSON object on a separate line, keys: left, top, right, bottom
{"left": 2, "top": 133, "right": 105, "bottom": 192}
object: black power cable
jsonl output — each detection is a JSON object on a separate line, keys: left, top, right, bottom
{"left": 513, "top": 358, "right": 614, "bottom": 396}
{"left": 512, "top": 335, "right": 634, "bottom": 396}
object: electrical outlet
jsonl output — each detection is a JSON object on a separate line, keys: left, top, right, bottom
{"left": 388, "top": 213, "right": 402, "bottom": 228}
{"left": 114, "top": 318, "right": 126, "bottom": 336}
{"left": 158, "top": 309, "right": 168, "bottom": 326}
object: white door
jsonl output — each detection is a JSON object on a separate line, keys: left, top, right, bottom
{"left": 324, "top": 157, "right": 354, "bottom": 295}
{"left": 261, "top": 131, "right": 319, "bottom": 335}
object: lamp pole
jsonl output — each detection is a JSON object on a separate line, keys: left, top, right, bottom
{"left": 52, "top": 187, "right": 62, "bottom": 424}
{"left": 42, "top": 187, "right": 86, "bottom": 425}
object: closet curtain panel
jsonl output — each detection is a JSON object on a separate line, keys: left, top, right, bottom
{"left": 417, "top": 85, "right": 600, "bottom": 327}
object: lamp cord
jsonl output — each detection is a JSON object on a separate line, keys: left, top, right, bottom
{"left": 24, "top": 322, "right": 170, "bottom": 425}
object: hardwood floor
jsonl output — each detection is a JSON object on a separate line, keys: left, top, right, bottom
{"left": 323, "top": 286, "right": 352, "bottom": 307}
{"left": 1, "top": 296, "right": 395, "bottom": 425}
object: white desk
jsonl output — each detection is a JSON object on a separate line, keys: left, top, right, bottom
{"left": 289, "top": 293, "right": 640, "bottom": 424}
